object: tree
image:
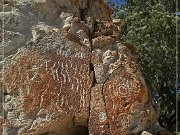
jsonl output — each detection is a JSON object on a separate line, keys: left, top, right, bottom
{"left": 108, "top": 0, "right": 177, "bottom": 132}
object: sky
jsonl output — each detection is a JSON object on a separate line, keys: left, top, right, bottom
{"left": 108, "top": 0, "right": 125, "bottom": 4}
{"left": 108, "top": 0, "right": 126, "bottom": 8}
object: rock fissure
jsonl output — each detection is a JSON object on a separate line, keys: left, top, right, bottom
{"left": 101, "top": 80, "right": 111, "bottom": 135}
{"left": 79, "top": 8, "right": 86, "bottom": 22}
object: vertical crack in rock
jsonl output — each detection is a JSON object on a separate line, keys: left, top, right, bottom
{"left": 79, "top": 8, "right": 87, "bottom": 22}
{"left": 89, "top": 61, "right": 96, "bottom": 85}
{"left": 87, "top": 0, "right": 90, "bottom": 8}
{"left": 89, "top": 84, "right": 111, "bottom": 135}
{"left": 92, "top": 20, "right": 98, "bottom": 39}
{"left": 102, "top": 78, "right": 111, "bottom": 134}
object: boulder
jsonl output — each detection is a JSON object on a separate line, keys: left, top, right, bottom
{"left": 0, "top": 0, "right": 171, "bottom": 134}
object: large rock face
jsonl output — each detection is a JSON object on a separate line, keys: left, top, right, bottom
{"left": 0, "top": 0, "right": 170, "bottom": 135}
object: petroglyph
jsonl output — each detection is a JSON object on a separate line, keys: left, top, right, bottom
{"left": 1, "top": 0, "right": 169, "bottom": 134}
{"left": 4, "top": 49, "right": 92, "bottom": 117}
{"left": 103, "top": 68, "right": 148, "bottom": 134}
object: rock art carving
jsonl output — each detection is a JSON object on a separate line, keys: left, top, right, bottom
{"left": 0, "top": 0, "right": 171, "bottom": 134}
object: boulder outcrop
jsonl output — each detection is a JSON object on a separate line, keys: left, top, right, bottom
{"left": 0, "top": 0, "right": 170, "bottom": 134}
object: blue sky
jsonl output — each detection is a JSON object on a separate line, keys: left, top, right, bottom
{"left": 108, "top": 0, "right": 126, "bottom": 8}
{"left": 108, "top": 0, "right": 125, "bottom": 4}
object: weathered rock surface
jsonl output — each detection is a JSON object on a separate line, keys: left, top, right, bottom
{"left": 0, "top": 0, "right": 171, "bottom": 135}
